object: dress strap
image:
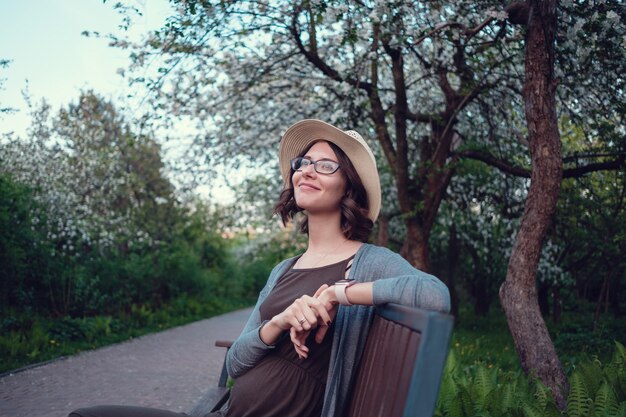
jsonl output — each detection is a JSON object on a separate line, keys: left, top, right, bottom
{"left": 345, "top": 253, "right": 356, "bottom": 271}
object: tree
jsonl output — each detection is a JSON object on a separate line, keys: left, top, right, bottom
{"left": 0, "top": 92, "right": 183, "bottom": 314}
{"left": 499, "top": 0, "right": 569, "bottom": 408}
{"left": 0, "top": 173, "right": 56, "bottom": 312}
{"left": 110, "top": 0, "right": 533, "bottom": 271}
{"left": 111, "top": 1, "right": 624, "bottom": 273}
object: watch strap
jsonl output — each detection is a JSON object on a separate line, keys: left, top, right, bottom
{"left": 335, "top": 279, "right": 356, "bottom": 306}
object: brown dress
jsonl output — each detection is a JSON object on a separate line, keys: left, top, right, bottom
{"left": 225, "top": 256, "right": 354, "bottom": 417}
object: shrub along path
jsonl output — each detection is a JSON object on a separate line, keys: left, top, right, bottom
{"left": 0, "top": 307, "right": 253, "bottom": 417}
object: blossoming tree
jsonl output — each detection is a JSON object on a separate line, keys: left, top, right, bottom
{"left": 109, "top": 0, "right": 624, "bottom": 407}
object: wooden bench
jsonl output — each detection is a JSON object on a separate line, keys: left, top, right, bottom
{"left": 188, "top": 303, "right": 454, "bottom": 417}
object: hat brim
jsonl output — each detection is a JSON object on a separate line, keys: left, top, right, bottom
{"left": 279, "top": 119, "right": 381, "bottom": 222}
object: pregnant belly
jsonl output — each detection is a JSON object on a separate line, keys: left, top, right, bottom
{"left": 226, "top": 355, "right": 326, "bottom": 417}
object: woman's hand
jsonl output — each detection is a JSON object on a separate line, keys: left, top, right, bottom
{"left": 261, "top": 284, "right": 335, "bottom": 347}
{"left": 271, "top": 287, "right": 333, "bottom": 332}
{"left": 290, "top": 284, "right": 339, "bottom": 358}
{"left": 311, "top": 285, "right": 339, "bottom": 344}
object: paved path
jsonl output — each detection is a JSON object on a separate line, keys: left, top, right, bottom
{"left": 0, "top": 307, "right": 253, "bottom": 417}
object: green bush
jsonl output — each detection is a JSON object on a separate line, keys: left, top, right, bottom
{"left": 436, "top": 342, "right": 626, "bottom": 417}
{"left": 0, "top": 173, "right": 59, "bottom": 314}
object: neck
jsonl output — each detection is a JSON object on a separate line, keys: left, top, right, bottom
{"left": 306, "top": 212, "right": 345, "bottom": 253}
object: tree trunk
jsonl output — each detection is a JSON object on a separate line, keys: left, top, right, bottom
{"left": 375, "top": 214, "right": 390, "bottom": 247}
{"left": 401, "top": 218, "right": 430, "bottom": 271}
{"left": 498, "top": 0, "right": 569, "bottom": 409}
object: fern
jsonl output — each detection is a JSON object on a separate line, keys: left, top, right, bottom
{"left": 499, "top": 383, "right": 517, "bottom": 414}
{"left": 446, "top": 348, "right": 460, "bottom": 373}
{"left": 578, "top": 358, "right": 604, "bottom": 397}
{"left": 458, "top": 384, "right": 475, "bottom": 417}
{"left": 616, "top": 402, "right": 626, "bottom": 417}
{"left": 544, "top": 402, "right": 565, "bottom": 417}
{"left": 534, "top": 380, "right": 553, "bottom": 410}
{"left": 594, "top": 380, "right": 619, "bottom": 417}
{"left": 437, "top": 372, "right": 459, "bottom": 415}
{"left": 522, "top": 404, "right": 544, "bottom": 417}
{"left": 613, "top": 342, "right": 626, "bottom": 402}
{"left": 445, "top": 394, "right": 464, "bottom": 417}
{"left": 567, "top": 372, "right": 592, "bottom": 417}
{"left": 615, "top": 342, "right": 626, "bottom": 367}
{"left": 473, "top": 366, "right": 496, "bottom": 400}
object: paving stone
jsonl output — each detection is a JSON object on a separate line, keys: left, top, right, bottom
{"left": 0, "top": 308, "right": 252, "bottom": 417}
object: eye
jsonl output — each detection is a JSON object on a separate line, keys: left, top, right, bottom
{"left": 318, "top": 161, "right": 338, "bottom": 173}
{"left": 291, "top": 157, "right": 311, "bottom": 171}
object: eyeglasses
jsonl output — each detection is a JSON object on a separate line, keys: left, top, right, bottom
{"left": 290, "top": 157, "right": 340, "bottom": 175}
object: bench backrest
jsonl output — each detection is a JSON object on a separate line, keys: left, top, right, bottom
{"left": 346, "top": 304, "right": 454, "bottom": 417}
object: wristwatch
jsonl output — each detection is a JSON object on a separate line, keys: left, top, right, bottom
{"left": 334, "top": 279, "right": 357, "bottom": 306}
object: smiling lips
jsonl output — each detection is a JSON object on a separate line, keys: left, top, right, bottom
{"left": 299, "top": 182, "right": 321, "bottom": 191}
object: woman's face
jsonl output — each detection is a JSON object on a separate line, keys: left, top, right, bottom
{"left": 292, "top": 141, "right": 347, "bottom": 216}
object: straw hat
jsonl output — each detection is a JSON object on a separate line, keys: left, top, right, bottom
{"left": 279, "top": 119, "right": 381, "bottom": 222}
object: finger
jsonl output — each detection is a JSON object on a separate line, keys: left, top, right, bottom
{"left": 299, "top": 296, "right": 332, "bottom": 324}
{"left": 308, "top": 301, "right": 332, "bottom": 326}
{"left": 315, "top": 306, "right": 338, "bottom": 344}
{"left": 290, "top": 302, "right": 311, "bottom": 331}
{"left": 290, "top": 327, "right": 307, "bottom": 347}
{"left": 294, "top": 299, "right": 320, "bottom": 330}
{"left": 290, "top": 328, "right": 310, "bottom": 358}
{"left": 316, "top": 324, "right": 329, "bottom": 344}
{"left": 290, "top": 327, "right": 310, "bottom": 349}
{"left": 295, "top": 344, "right": 308, "bottom": 359}
{"left": 290, "top": 327, "right": 300, "bottom": 346}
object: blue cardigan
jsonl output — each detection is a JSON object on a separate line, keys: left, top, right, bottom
{"left": 224, "top": 243, "right": 451, "bottom": 417}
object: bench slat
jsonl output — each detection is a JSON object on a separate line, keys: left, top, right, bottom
{"left": 347, "top": 304, "right": 453, "bottom": 417}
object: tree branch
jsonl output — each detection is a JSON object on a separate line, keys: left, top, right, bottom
{"left": 458, "top": 150, "right": 626, "bottom": 179}
{"left": 563, "top": 157, "right": 625, "bottom": 178}
{"left": 289, "top": 7, "right": 373, "bottom": 94}
{"left": 368, "top": 22, "right": 397, "bottom": 174}
{"left": 412, "top": 17, "right": 495, "bottom": 46}
{"left": 382, "top": 33, "right": 412, "bottom": 210}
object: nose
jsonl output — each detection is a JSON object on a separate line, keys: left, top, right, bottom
{"left": 301, "top": 162, "right": 317, "bottom": 177}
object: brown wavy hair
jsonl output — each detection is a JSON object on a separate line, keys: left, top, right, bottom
{"left": 274, "top": 141, "right": 373, "bottom": 242}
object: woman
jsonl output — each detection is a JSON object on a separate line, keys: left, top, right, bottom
{"left": 69, "top": 119, "right": 450, "bottom": 417}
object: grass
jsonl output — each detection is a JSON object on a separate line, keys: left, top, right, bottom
{"left": 0, "top": 295, "right": 254, "bottom": 375}
{"left": 450, "top": 304, "right": 625, "bottom": 372}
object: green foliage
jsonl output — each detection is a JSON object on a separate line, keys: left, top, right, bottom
{"left": 0, "top": 91, "right": 301, "bottom": 374}
{"left": 436, "top": 342, "right": 626, "bottom": 417}
{"left": 567, "top": 372, "right": 591, "bottom": 417}
{"left": 564, "top": 342, "right": 626, "bottom": 417}
{"left": 0, "top": 173, "right": 59, "bottom": 314}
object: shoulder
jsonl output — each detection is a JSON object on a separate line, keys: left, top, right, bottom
{"left": 359, "top": 243, "right": 400, "bottom": 258}
{"left": 354, "top": 243, "right": 417, "bottom": 276}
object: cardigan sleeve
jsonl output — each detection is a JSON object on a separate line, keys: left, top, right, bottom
{"left": 363, "top": 246, "right": 451, "bottom": 313}
{"left": 225, "top": 259, "right": 290, "bottom": 378}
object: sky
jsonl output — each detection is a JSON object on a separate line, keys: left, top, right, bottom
{"left": 0, "top": 0, "right": 172, "bottom": 137}
{"left": 0, "top": 0, "right": 240, "bottom": 202}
